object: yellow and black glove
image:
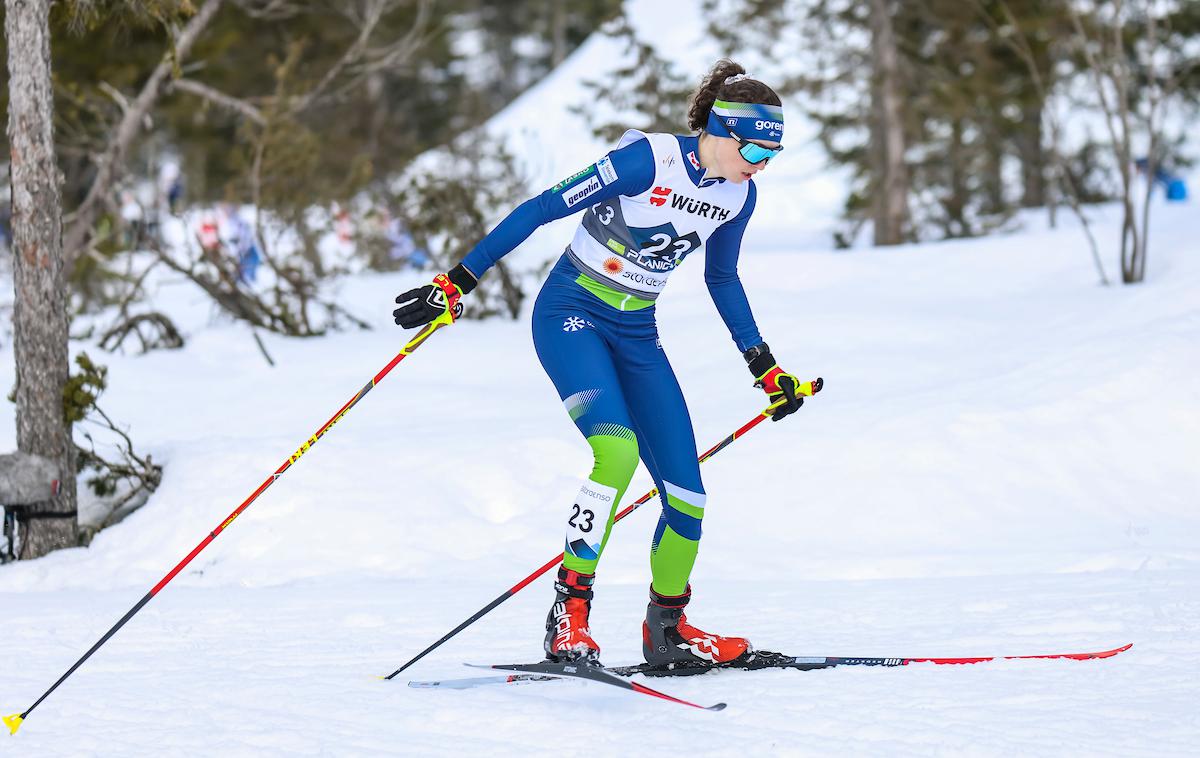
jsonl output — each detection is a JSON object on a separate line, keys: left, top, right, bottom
{"left": 392, "top": 264, "right": 477, "bottom": 329}
{"left": 744, "top": 343, "right": 823, "bottom": 422}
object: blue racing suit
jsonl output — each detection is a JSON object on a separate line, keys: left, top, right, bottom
{"left": 461, "top": 132, "right": 763, "bottom": 595}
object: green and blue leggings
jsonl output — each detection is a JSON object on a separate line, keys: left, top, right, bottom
{"left": 531, "top": 255, "right": 706, "bottom": 596}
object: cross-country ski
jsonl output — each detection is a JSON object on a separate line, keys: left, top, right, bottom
{"left": 407, "top": 644, "right": 1133, "bottom": 690}
{"left": 465, "top": 661, "right": 728, "bottom": 711}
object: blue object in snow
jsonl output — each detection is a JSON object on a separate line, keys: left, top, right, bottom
{"left": 228, "top": 213, "right": 261, "bottom": 283}
{"left": 239, "top": 244, "right": 261, "bottom": 283}
{"left": 1135, "top": 158, "right": 1189, "bottom": 202}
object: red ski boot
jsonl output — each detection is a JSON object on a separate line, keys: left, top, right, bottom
{"left": 642, "top": 585, "right": 751, "bottom": 666}
{"left": 544, "top": 566, "right": 601, "bottom": 663}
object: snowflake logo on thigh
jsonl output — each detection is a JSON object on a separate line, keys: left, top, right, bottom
{"left": 563, "top": 316, "right": 589, "bottom": 332}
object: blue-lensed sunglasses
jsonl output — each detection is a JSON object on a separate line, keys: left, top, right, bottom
{"left": 728, "top": 129, "right": 784, "bottom": 164}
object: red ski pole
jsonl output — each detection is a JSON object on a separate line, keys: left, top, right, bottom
{"left": 382, "top": 377, "right": 823, "bottom": 680}
{"left": 4, "top": 307, "right": 460, "bottom": 736}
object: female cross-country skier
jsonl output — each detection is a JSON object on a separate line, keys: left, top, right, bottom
{"left": 393, "top": 59, "right": 819, "bottom": 668}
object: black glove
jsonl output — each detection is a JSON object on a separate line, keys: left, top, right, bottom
{"left": 743, "top": 343, "right": 823, "bottom": 422}
{"left": 393, "top": 264, "right": 477, "bottom": 329}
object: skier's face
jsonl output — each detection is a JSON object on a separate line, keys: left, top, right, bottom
{"left": 716, "top": 135, "right": 780, "bottom": 184}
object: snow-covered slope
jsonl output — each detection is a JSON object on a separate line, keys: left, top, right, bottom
{"left": 1, "top": 1, "right": 1197, "bottom": 754}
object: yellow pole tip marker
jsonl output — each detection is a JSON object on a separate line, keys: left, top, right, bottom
{"left": 4, "top": 713, "right": 23, "bottom": 735}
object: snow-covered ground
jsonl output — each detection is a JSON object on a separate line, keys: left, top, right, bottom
{"left": 3, "top": 1, "right": 1200, "bottom": 754}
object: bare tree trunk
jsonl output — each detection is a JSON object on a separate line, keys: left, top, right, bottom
{"left": 947, "top": 116, "right": 969, "bottom": 235}
{"left": 1109, "top": 3, "right": 1140, "bottom": 283}
{"left": 983, "top": 131, "right": 1006, "bottom": 217}
{"left": 868, "top": 0, "right": 910, "bottom": 246}
{"left": 6, "top": 0, "right": 78, "bottom": 557}
{"left": 1131, "top": 7, "right": 1169, "bottom": 285}
{"left": 549, "top": 0, "right": 568, "bottom": 66}
{"left": 1066, "top": 0, "right": 1155, "bottom": 285}
{"left": 1017, "top": 102, "right": 1046, "bottom": 208}
{"left": 364, "top": 70, "right": 388, "bottom": 156}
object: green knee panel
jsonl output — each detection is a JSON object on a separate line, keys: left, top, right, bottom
{"left": 650, "top": 491, "right": 705, "bottom": 596}
{"left": 561, "top": 427, "right": 638, "bottom": 574}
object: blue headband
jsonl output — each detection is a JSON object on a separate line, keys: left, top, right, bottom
{"left": 706, "top": 99, "right": 785, "bottom": 142}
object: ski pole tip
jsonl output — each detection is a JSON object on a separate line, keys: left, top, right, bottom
{"left": 3, "top": 713, "right": 23, "bottom": 735}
